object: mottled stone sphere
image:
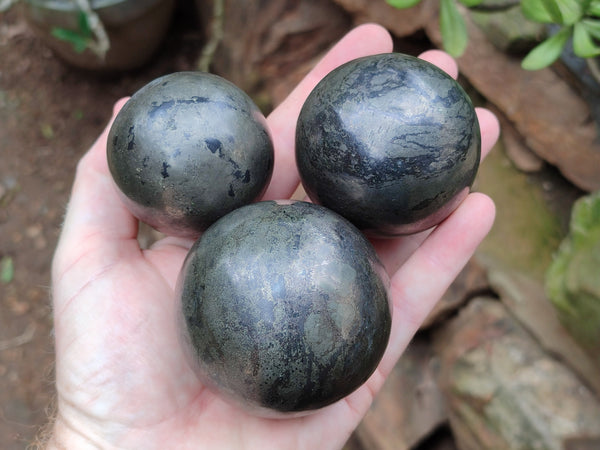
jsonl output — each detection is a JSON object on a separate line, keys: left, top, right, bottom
{"left": 178, "top": 200, "right": 391, "bottom": 416}
{"left": 296, "top": 53, "right": 481, "bottom": 237}
{"left": 107, "top": 72, "right": 274, "bottom": 239}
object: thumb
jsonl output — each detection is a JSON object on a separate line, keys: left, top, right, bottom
{"left": 52, "top": 97, "right": 136, "bottom": 286}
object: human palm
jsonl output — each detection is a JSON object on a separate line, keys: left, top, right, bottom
{"left": 48, "top": 24, "right": 499, "bottom": 449}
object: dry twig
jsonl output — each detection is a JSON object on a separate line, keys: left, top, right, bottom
{"left": 198, "top": 0, "right": 225, "bottom": 72}
{"left": 0, "top": 322, "right": 36, "bottom": 351}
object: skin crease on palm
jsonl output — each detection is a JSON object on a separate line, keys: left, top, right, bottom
{"left": 47, "top": 24, "right": 500, "bottom": 450}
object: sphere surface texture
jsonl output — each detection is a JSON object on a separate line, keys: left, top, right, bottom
{"left": 296, "top": 53, "right": 481, "bottom": 236}
{"left": 178, "top": 200, "right": 391, "bottom": 415}
{"left": 107, "top": 71, "right": 274, "bottom": 238}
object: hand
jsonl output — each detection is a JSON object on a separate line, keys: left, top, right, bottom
{"left": 47, "top": 24, "right": 499, "bottom": 449}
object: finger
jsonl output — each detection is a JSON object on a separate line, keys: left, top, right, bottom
{"left": 417, "top": 50, "right": 500, "bottom": 158}
{"left": 81, "top": 98, "right": 130, "bottom": 173}
{"left": 418, "top": 51, "right": 500, "bottom": 160}
{"left": 144, "top": 236, "right": 196, "bottom": 290}
{"left": 379, "top": 192, "right": 495, "bottom": 375}
{"left": 477, "top": 107, "right": 500, "bottom": 158}
{"left": 416, "top": 51, "right": 501, "bottom": 159}
{"left": 373, "top": 104, "right": 499, "bottom": 272}
{"left": 419, "top": 49, "right": 458, "bottom": 79}
{"left": 418, "top": 52, "right": 500, "bottom": 159}
{"left": 263, "top": 23, "right": 394, "bottom": 200}
{"left": 52, "top": 98, "right": 135, "bottom": 279}
{"left": 372, "top": 231, "right": 433, "bottom": 276}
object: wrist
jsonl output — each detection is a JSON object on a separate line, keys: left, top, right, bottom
{"left": 43, "top": 413, "right": 108, "bottom": 450}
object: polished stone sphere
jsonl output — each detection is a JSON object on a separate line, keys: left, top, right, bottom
{"left": 178, "top": 200, "right": 391, "bottom": 416}
{"left": 107, "top": 72, "right": 274, "bottom": 238}
{"left": 296, "top": 53, "right": 481, "bottom": 236}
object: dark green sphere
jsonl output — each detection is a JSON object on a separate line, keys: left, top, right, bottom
{"left": 178, "top": 201, "right": 391, "bottom": 416}
{"left": 296, "top": 53, "right": 481, "bottom": 237}
{"left": 107, "top": 72, "right": 274, "bottom": 238}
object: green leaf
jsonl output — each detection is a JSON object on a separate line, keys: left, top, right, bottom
{"left": 582, "top": 19, "right": 600, "bottom": 39}
{"left": 1, "top": 256, "right": 14, "bottom": 284}
{"left": 440, "top": 0, "right": 468, "bottom": 57}
{"left": 556, "top": 0, "right": 584, "bottom": 25}
{"left": 457, "top": 0, "right": 484, "bottom": 7}
{"left": 521, "top": 0, "right": 582, "bottom": 25}
{"left": 587, "top": 0, "right": 600, "bottom": 16}
{"left": 573, "top": 22, "right": 600, "bottom": 57}
{"left": 51, "top": 27, "right": 89, "bottom": 53}
{"left": 521, "top": 0, "right": 563, "bottom": 23}
{"left": 40, "top": 123, "right": 54, "bottom": 139}
{"left": 77, "top": 11, "right": 93, "bottom": 37}
{"left": 386, "top": 0, "right": 423, "bottom": 8}
{"left": 521, "top": 26, "right": 571, "bottom": 70}
{"left": 545, "top": 191, "right": 600, "bottom": 350}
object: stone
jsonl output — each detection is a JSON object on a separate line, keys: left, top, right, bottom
{"left": 564, "top": 437, "right": 600, "bottom": 450}
{"left": 559, "top": 40, "right": 600, "bottom": 129}
{"left": 488, "top": 267, "right": 600, "bottom": 397}
{"left": 475, "top": 140, "right": 565, "bottom": 281}
{"left": 546, "top": 190, "right": 600, "bottom": 366}
{"left": 351, "top": 334, "right": 448, "bottom": 449}
{"left": 422, "top": 256, "right": 489, "bottom": 328}
{"left": 470, "top": 3, "right": 545, "bottom": 54}
{"left": 425, "top": 10, "right": 600, "bottom": 192}
{"left": 179, "top": 200, "right": 391, "bottom": 415}
{"left": 434, "top": 298, "right": 600, "bottom": 450}
{"left": 495, "top": 107, "right": 544, "bottom": 172}
{"left": 331, "top": 0, "right": 434, "bottom": 38}
{"left": 296, "top": 53, "right": 481, "bottom": 236}
{"left": 107, "top": 72, "right": 274, "bottom": 238}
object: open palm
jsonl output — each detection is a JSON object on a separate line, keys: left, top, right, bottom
{"left": 48, "top": 24, "right": 499, "bottom": 449}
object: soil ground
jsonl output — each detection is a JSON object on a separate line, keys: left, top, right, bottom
{"left": 0, "top": 3, "right": 205, "bottom": 447}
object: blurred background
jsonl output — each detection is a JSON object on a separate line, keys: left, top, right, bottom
{"left": 1, "top": 0, "right": 599, "bottom": 448}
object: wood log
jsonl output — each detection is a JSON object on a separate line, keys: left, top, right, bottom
{"left": 196, "top": 0, "right": 352, "bottom": 110}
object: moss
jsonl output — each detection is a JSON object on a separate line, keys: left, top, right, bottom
{"left": 475, "top": 142, "right": 564, "bottom": 280}
{"left": 545, "top": 190, "right": 600, "bottom": 355}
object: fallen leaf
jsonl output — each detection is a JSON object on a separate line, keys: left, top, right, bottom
{"left": 1, "top": 255, "right": 14, "bottom": 283}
